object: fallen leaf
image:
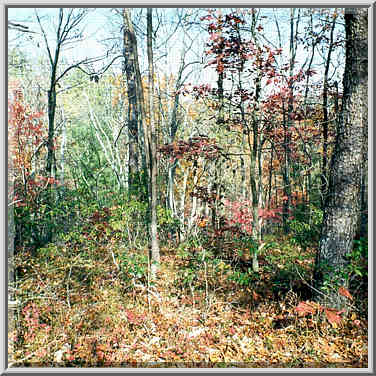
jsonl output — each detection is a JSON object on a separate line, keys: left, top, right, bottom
{"left": 325, "top": 309, "right": 342, "bottom": 325}
{"left": 338, "top": 286, "right": 353, "bottom": 300}
{"left": 252, "top": 291, "right": 260, "bottom": 301}
{"left": 295, "top": 301, "right": 316, "bottom": 316}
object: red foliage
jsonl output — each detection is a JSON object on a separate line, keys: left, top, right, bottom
{"left": 159, "top": 136, "right": 222, "bottom": 162}
{"left": 8, "top": 85, "right": 60, "bottom": 210}
{"left": 201, "top": 11, "right": 280, "bottom": 79}
{"left": 223, "top": 199, "right": 282, "bottom": 235}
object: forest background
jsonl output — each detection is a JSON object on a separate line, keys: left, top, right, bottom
{"left": 7, "top": 6, "right": 369, "bottom": 367}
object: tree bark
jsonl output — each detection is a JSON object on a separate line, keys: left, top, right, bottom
{"left": 314, "top": 7, "right": 368, "bottom": 310}
{"left": 166, "top": 51, "right": 186, "bottom": 216}
{"left": 147, "top": 8, "right": 160, "bottom": 278}
{"left": 249, "top": 74, "right": 262, "bottom": 272}
{"left": 282, "top": 8, "right": 300, "bottom": 234}
{"left": 122, "top": 9, "right": 140, "bottom": 194}
{"left": 321, "top": 13, "right": 337, "bottom": 209}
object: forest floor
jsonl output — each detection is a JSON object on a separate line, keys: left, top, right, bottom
{"left": 10, "top": 233, "right": 368, "bottom": 368}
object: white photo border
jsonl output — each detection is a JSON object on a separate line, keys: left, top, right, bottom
{"left": 1, "top": 1, "right": 374, "bottom": 374}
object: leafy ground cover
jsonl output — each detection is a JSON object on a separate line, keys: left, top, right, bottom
{"left": 9, "top": 222, "right": 367, "bottom": 368}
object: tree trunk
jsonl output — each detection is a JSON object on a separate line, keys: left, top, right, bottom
{"left": 179, "top": 168, "right": 189, "bottom": 240}
{"left": 166, "top": 53, "right": 185, "bottom": 216}
{"left": 188, "top": 159, "right": 199, "bottom": 235}
{"left": 147, "top": 8, "right": 160, "bottom": 278}
{"left": 59, "top": 109, "right": 67, "bottom": 186}
{"left": 44, "top": 32, "right": 60, "bottom": 244}
{"left": 267, "top": 145, "right": 274, "bottom": 209}
{"left": 282, "top": 9, "right": 300, "bottom": 234}
{"left": 314, "top": 7, "right": 368, "bottom": 310}
{"left": 321, "top": 14, "right": 337, "bottom": 208}
{"left": 357, "top": 58, "right": 368, "bottom": 240}
{"left": 46, "top": 88, "right": 57, "bottom": 178}
{"left": 122, "top": 9, "right": 140, "bottom": 195}
{"left": 282, "top": 100, "right": 291, "bottom": 234}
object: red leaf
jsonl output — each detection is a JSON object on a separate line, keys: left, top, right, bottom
{"left": 125, "top": 310, "right": 136, "bottom": 323}
{"left": 295, "top": 301, "right": 316, "bottom": 316}
{"left": 325, "top": 309, "right": 342, "bottom": 325}
{"left": 338, "top": 286, "right": 353, "bottom": 300}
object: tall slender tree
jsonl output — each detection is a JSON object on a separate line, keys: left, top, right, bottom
{"left": 321, "top": 9, "right": 338, "bottom": 209}
{"left": 147, "top": 8, "right": 160, "bottom": 277}
{"left": 35, "top": 8, "right": 105, "bottom": 242}
{"left": 122, "top": 8, "right": 141, "bottom": 193}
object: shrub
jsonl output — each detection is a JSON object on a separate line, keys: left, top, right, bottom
{"left": 118, "top": 252, "right": 149, "bottom": 286}
{"left": 289, "top": 204, "right": 323, "bottom": 249}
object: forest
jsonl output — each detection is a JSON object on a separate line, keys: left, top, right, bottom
{"left": 7, "top": 7, "right": 368, "bottom": 368}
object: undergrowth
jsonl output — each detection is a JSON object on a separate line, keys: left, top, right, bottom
{"left": 9, "top": 207, "right": 368, "bottom": 368}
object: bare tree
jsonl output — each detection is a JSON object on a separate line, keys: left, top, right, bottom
{"left": 34, "top": 8, "right": 117, "bottom": 241}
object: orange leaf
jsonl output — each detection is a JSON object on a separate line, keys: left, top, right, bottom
{"left": 295, "top": 301, "right": 316, "bottom": 316}
{"left": 252, "top": 291, "right": 260, "bottom": 301}
{"left": 325, "top": 309, "right": 342, "bottom": 325}
{"left": 338, "top": 286, "right": 353, "bottom": 300}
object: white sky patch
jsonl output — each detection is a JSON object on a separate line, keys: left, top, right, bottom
{"left": 8, "top": 7, "right": 345, "bottom": 95}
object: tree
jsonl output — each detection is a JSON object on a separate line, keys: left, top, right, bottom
{"left": 32, "top": 8, "right": 122, "bottom": 242}
{"left": 313, "top": 7, "right": 368, "bottom": 309}
{"left": 320, "top": 10, "right": 338, "bottom": 208}
{"left": 147, "top": 8, "right": 160, "bottom": 277}
{"left": 122, "top": 8, "right": 142, "bottom": 193}
{"left": 35, "top": 9, "right": 88, "bottom": 179}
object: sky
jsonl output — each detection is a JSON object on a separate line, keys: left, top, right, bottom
{"left": 8, "top": 8, "right": 113, "bottom": 67}
{"left": 7, "top": 7, "right": 345, "bottom": 95}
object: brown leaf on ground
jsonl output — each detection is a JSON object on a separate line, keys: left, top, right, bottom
{"left": 295, "top": 301, "right": 316, "bottom": 316}
{"left": 338, "top": 286, "right": 353, "bottom": 300}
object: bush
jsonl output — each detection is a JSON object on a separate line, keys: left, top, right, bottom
{"left": 156, "top": 206, "right": 180, "bottom": 244}
{"left": 119, "top": 252, "right": 149, "bottom": 286}
{"left": 109, "top": 199, "right": 148, "bottom": 247}
{"left": 289, "top": 204, "right": 323, "bottom": 249}
{"left": 347, "top": 237, "right": 368, "bottom": 281}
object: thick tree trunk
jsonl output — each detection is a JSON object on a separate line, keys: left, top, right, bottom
{"left": 358, "top": 58, "right": 368, "bottom": 239}
{"left": 314, "top": 7, "right": 368, "bottom": 310}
